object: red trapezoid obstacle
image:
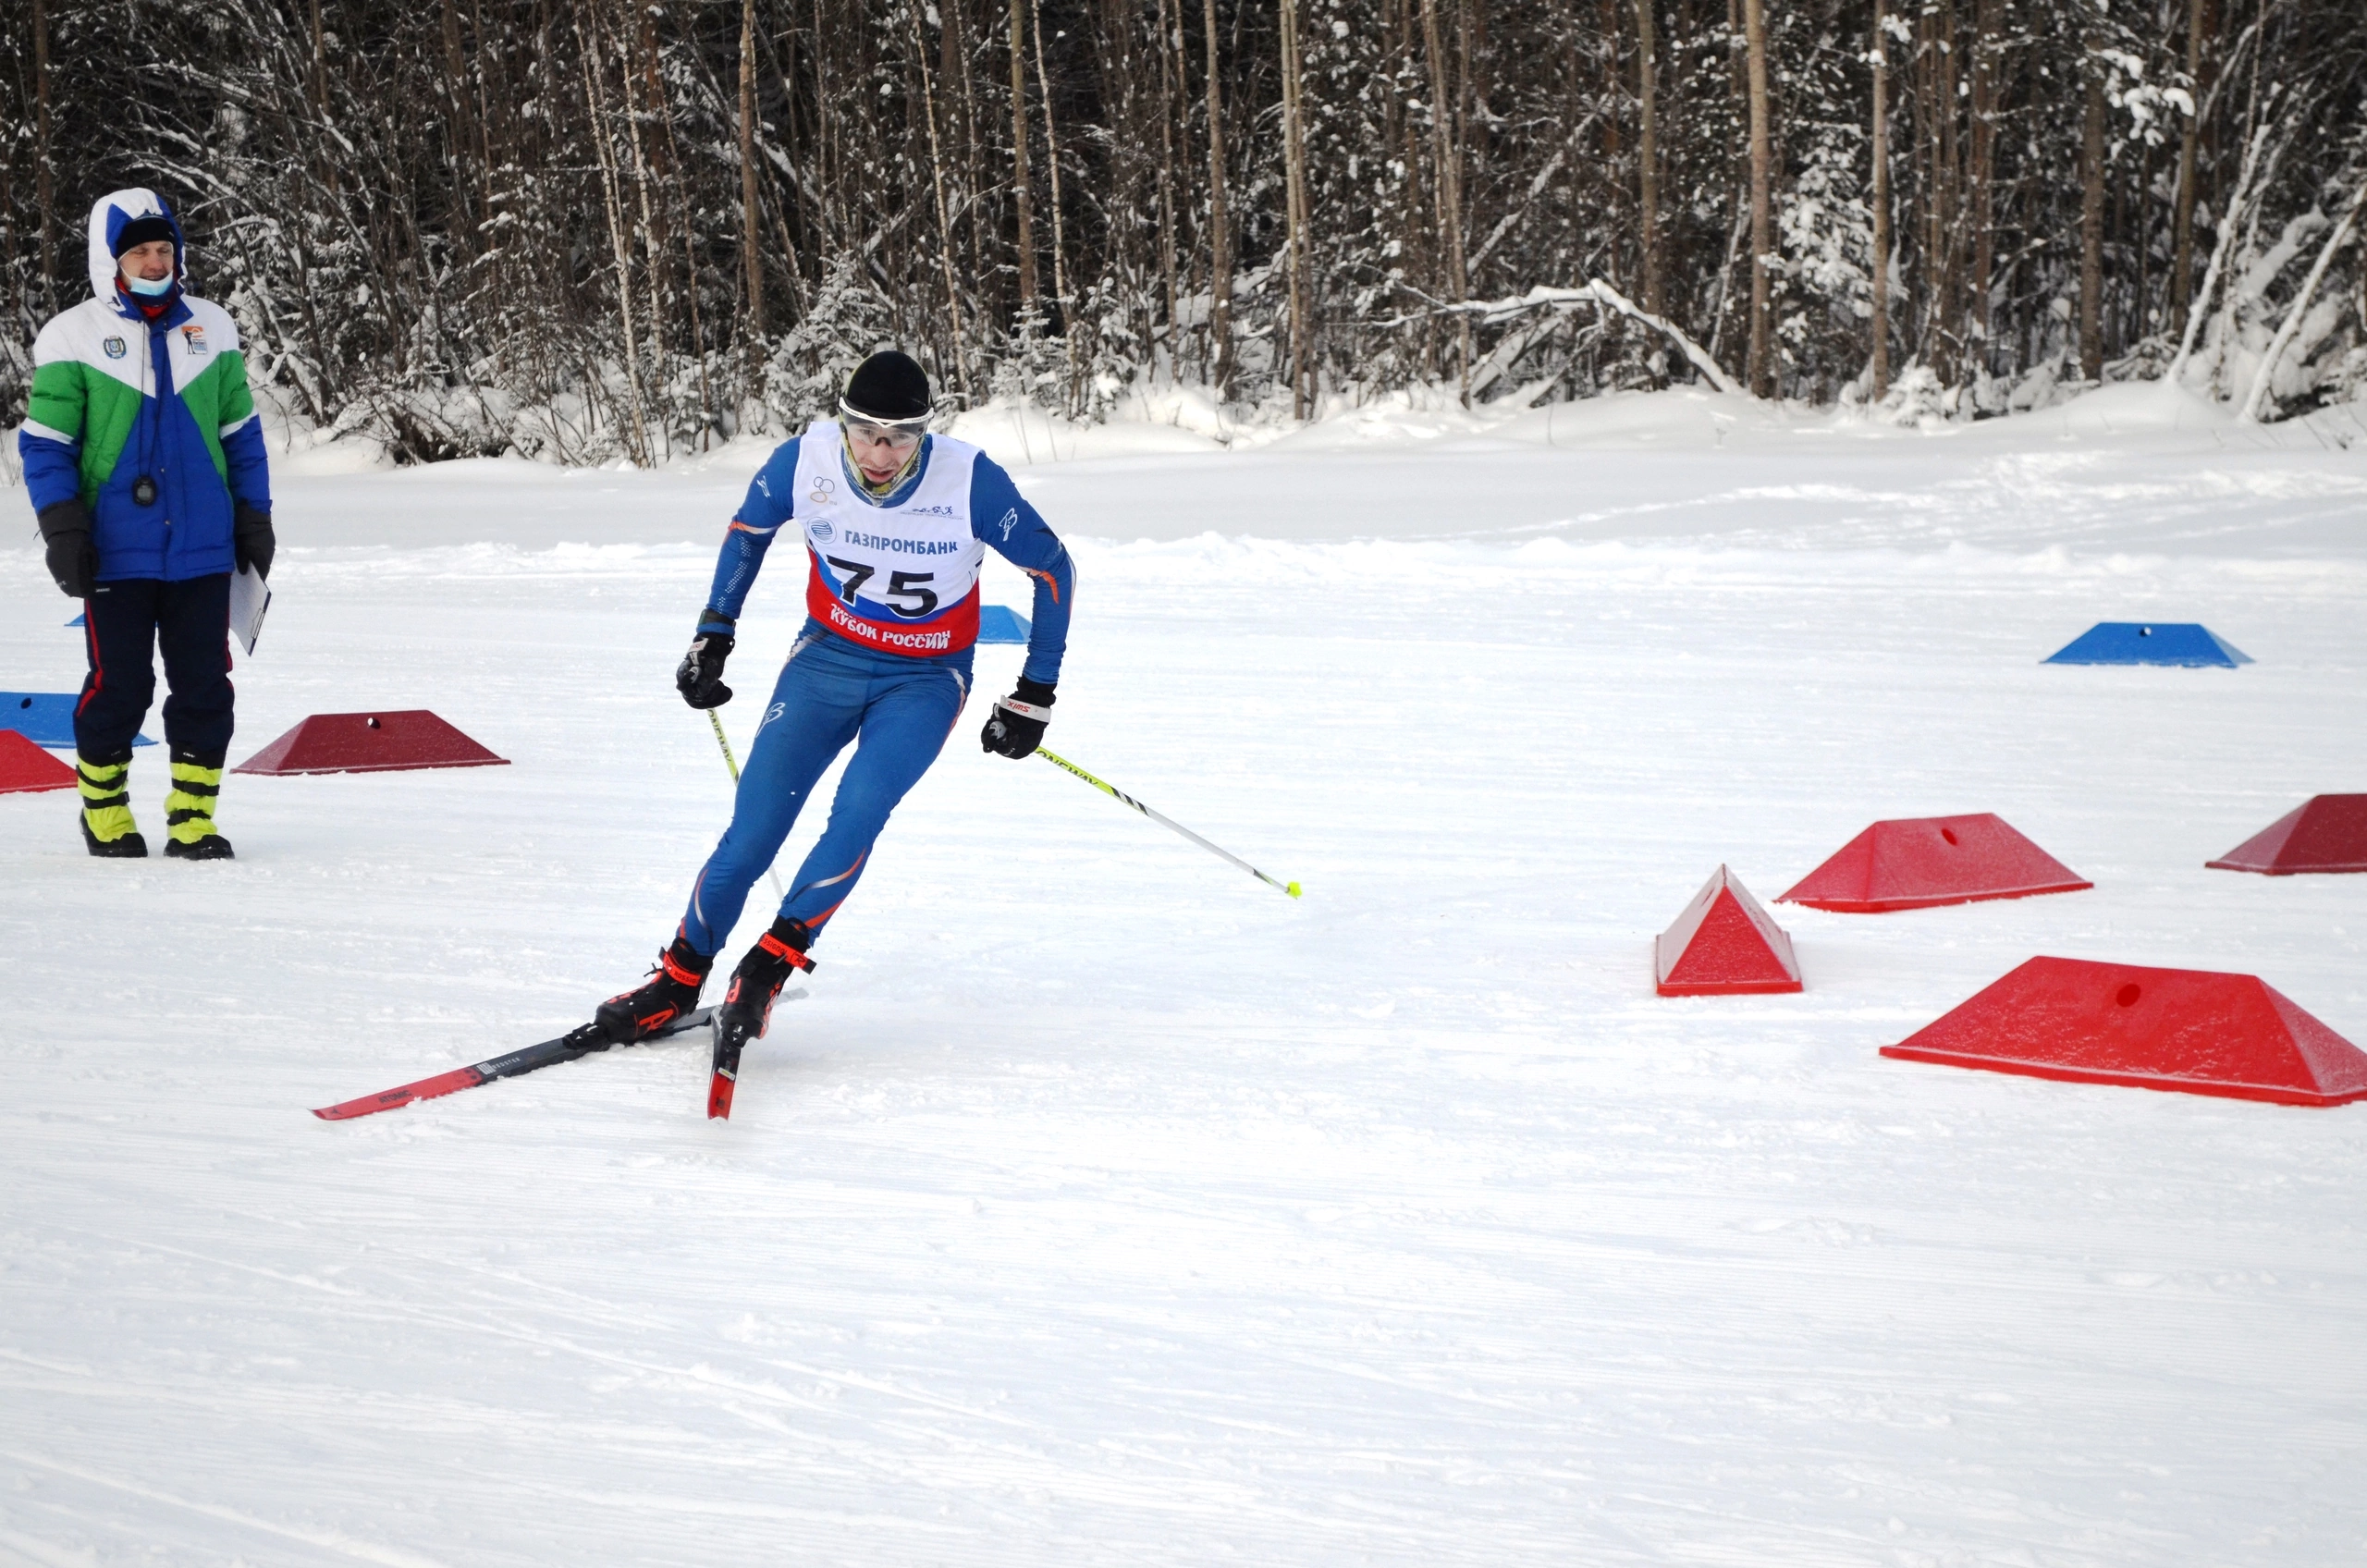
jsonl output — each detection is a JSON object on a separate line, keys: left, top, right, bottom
{"left": 0, "top": 729, "right": 78, "bottom": 794}
{"left": 2206, "top": 794, "right": 2367, "bottom": 876}
{"left": 1882, "top": 956, "right": 2367, "bottom": 1106}
{"left": 234, "top": 711, "right": 509, "bottom": 777}
{"left": 1778, "top": 813, "right": 2090, "bottom": 913}
{"left": 1655, "top": 865, "right": 1803, "bottom": 996}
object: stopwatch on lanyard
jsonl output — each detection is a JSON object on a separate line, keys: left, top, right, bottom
{"left": 126, "top": 271, "right": 173, "bottom": 508}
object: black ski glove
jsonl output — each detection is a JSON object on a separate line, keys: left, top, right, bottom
{"left": 234, "top": 502, "right": 276, "bottom": 578}
{"left": 36, "top": 499, "right": 98, "bottom": 599}
{"left": 676, "top": 619, "right": 736, "bottom": 709}
{"left": 980, "top": 678, "right": 1054, "bottom": 759}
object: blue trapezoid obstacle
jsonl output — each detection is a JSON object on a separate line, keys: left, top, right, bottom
{"left": 2043, "top": 622, "right": 2251, "bottom": 668}
{"left": 977, "top": 604, "right": 1032, "bottom": 644}
{"left": 0, "top": 692, "right": 156, "bottom": 748}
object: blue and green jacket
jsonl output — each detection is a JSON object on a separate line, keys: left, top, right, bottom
{"left": 18, "top": 189, "right": 271, "bottom": 582}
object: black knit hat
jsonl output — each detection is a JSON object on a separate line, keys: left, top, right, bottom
{"left": 112, "top": 215, "right": 177, "bottom": 257}
{"left": 841, "top": 351, "right": 932, "bottom": 423}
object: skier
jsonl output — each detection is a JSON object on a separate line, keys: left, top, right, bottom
{"left": 590, "top": 350, "right": 1073, "bottom": 1072}
{"left": 18, "top": 189, "right": 273, "bottom": 860}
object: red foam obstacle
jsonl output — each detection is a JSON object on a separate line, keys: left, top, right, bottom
{"left": 234, "top": 710, "right": 509, "bottom": 777}
{"left": 2207, "top": 795, "right": 2367, "bottom": 876}
{"left": 0, "top": 729, "right": 78, "bottom": 795}
{"left": 1883, "top": 957, "right": 2367, "bottom": 1107}
{"left": 1779, "top": 813, "right": 2090, "bottom": 913}
{"left": 1655, "top": 865, "right": 1803, "bottom": 996}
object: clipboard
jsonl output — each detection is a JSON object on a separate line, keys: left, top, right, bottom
{"left": 230, "top": 563, "right": 272, "bottom": 655}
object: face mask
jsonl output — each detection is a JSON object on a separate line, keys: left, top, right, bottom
{"left": 124, "top": 270, "right": 176, "bottom": 299}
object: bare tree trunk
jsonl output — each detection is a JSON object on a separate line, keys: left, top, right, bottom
{"left": 438, "top": 0, "right": 480, "bottom": 257}
{"left": 307, "top": 0, "right": 338, "bottom": 197}
{"left": 619, "top": 2, "right": 670, "bottom": 452}
{"left": 739, "top": 0, "right": 766, "bottom": 349}
{"left": 1280, "top": 0, "right": 1316, "bottom": 417}
{"left": 33, "top": 0, "right": 55, "bottom": 313}
{"left": 1967, "top": 0, "right": 1999, "bottom": 380}
{"left": 915, "top": 9, "right": 973, "bottom": 401}
{"left": 1870, "top": 0, "right": 1890, "bottom": 398}
{"left": 1154, "top": 0, "right": 1183, "bottom": 369}
{"left": 649, "top": 67, "right": 713, "bottom": 442}
{"left": 2080, "top": 26, "right": 2107, "bottom": 382}
{"left": 950, "top": 0, "right": 985, "bottom": 285}
{"left": 1200, "top": 0, "right": 1234, "bottom": 397}
{"left": 2171, "top": 113, "right": 2270, "bottom": 377}
{"left": 2170, "top": 0, "right": 2213, "bottom": 338}
{"left": 1029, "top": 0, "right": 1077, "bottom": 402}
{"left": 1417, "top": 0, "right": 1470, "bottom": 398}
{"left": 1008, "top": 0, "right": 1039, "bottom": 316}
{"left": 2238, "top": 172, "right": 2367, "bottom": 422}
{"left": 1635, "top": 0, "right": 1662, "bottom": 319}
{"left": 1740, "top": 0, "right": 1773, "bottom": 398}
{"left": 574, "top": 8, "right": 651, "bottom": 462}
{"left": 1938, "top": 0, "right": 1964, "bottom": 382}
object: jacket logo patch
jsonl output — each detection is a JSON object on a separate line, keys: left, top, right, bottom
{"left": 103, "top": 337, "right": 128, "bottom": 359}
{"left": 180, "top": 326, "right": 208, "bottom": 354}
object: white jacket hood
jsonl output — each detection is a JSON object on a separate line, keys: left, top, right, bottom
{"left": 86, "top": 188, "right": 187, "bottom": 302}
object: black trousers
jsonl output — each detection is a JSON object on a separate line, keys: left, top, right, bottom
{"left": 76, "top": 574, "right": 235, "bottom": 762}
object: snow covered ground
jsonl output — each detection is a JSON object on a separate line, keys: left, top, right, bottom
{"left": 5, "top": 385, "right": 2366, "bottom": 1566}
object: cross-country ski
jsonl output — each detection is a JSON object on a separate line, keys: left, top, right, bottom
{"left": 311, "top": 1006, "right": 723, "bottom": 1121}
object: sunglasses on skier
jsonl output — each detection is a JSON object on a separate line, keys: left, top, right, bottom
{"left": 840, "top": 402, "right": 928, "bottom": 452}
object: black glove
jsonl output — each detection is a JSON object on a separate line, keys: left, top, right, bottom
{"left": 676, "top": 621, "right": 736, "bottom": 709}
{"left": 36, "top": 499, "right": 98, "bottom": 599}
{"left": 981, "top": 678, "right": 1054, "bottom": 759}
{"left": 234, "top": 502, "right": 275, "bottom": 578}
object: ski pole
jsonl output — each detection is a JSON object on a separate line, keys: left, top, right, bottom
{"left": 708, "top": 709, "right": 787, "bottom": 903}
{"left": 1034, "top": 746, "right": 1301, "bottom": 899}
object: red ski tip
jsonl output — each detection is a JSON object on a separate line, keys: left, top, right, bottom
{"left": 313, "top": 1065, "right": 487, "bottom": 1121}
{"left": 706, "top": 1070, "right": 735, "bottom": 1121}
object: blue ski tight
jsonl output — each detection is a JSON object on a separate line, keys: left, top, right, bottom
{"left": 681, "top": 621, "right": 971, "bottom": 956}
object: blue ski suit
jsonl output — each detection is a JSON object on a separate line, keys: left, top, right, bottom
{"left": 679, "top": 425, "right": 1073, "bottom": 955}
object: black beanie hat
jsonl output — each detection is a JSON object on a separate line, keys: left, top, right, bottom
{"left": 842, "top": 351, "right": 932, "bottom": 423}
{"left": 112, "top": 215, "right": 177, "bottom": 257}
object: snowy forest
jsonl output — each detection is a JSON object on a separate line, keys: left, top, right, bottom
{"left": 6, "top": 0, "right": 2365, "bottom": 462}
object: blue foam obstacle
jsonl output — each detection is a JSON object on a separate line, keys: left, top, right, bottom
{"left": 977, "top": 604, "right": 1032, "bottom": 644}
{"left": 0, "top": 692, "right": 155, "bottom": 748}
{"left": 2043, "top": 622, "right": 2251, "bottom": 668}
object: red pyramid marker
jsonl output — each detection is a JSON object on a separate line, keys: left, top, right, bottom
{"left": 1655, "top": 865, "right": 1804, "bottom": 996}
{"left": 235, "top": 710, "right": 509, "bottom": 776}
{"left": 0, "top": 729, "right": 77, "bottom": 795}
{"left": 1883, "top": 957, "right": 2367, "bottom": 1106}
{"left": 1780, "top": 813, "right": 2090, "bottom": 913}
{"left": 2207, "top": 794, "right": 2367, "bottom": 875}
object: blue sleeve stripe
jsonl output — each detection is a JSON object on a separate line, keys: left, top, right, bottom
{"left": 702, "top": 441, "right": 799, "bottom": 622}
{"left": 969, "top": 455, "right": 1073, "bottom": 685}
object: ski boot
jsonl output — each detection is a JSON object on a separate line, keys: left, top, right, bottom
{"left": 162, "top": 748, "right": 234, "bottom": 860}
{"left": 595, "top": 930, "right": 714, "bottom": 1044}
{"left": 708, "top": 917, "right": 816, "bottom": 1119}
{"left": 77, "top": 748, "right": 147, "bottom": 858}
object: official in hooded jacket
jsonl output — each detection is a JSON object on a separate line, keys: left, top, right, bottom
{"left": 18, "top": 189, "right": 272, "bottom": 860}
